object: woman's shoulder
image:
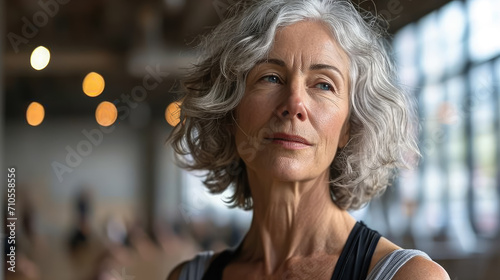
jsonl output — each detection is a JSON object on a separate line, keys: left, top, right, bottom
{"left": 368, "top": 238, "right": 449, "bottom": 280}
{"left": 391, "top": 253, "right": 450, "bottom": 280}
{"left": 166, "top": 251, "right": 216, "bottom": 280}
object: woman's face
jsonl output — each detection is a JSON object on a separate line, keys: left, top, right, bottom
{"left": 235, "top": 20, "right": 350, "bottom": 182}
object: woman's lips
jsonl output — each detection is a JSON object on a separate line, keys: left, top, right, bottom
{"left": 265, "top": 133, "right": 312, "bottom": 149}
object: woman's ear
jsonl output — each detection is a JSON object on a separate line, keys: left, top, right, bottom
{"left": 338, "top": 120, "right": 350, "bottom": 148}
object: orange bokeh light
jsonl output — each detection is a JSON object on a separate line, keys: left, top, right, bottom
{"left": 26, "top": 102, "right": 45, "bottom": 126}
{"left": 165, "top": 101, "right": 182, "bottom": 127}
{"left": 83, "top": 72, "right": 105, "bottom": 97}
{"left": 95, "top": 101, "right": 118, "bottom": 127}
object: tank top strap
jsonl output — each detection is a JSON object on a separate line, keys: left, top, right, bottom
{"left": 178, "top": 251, "right": 214, "bottom": 280}
{"left": 330, "top": 221, "right": 381, "bottom": 280}
{"left": 201, "top": 243, "right": 242, "bottom": 280}
{"left": 366, "top": 249, "right": 431, "bottom": 280}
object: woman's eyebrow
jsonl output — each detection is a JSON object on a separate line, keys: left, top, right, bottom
{"left": 309, "top": 64, "right": 344, "bottom": 80}
{"left": 255, "top": 58, "right": 344, "bottom": 80}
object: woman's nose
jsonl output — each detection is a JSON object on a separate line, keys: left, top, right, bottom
{"left": 276, "top": 82, "right": 308, "bottom": 121}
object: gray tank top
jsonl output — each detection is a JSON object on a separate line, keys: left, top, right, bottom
{"left": 178, "top": 249, "right": 431, "bottom": 280}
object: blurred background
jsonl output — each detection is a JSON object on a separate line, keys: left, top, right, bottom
{"left": 1, "top": 0, "right": 499, "bottom": 279}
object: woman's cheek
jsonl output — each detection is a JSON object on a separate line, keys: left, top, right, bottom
{"left": 240, "top": 94, "right": 274, "bottom": 120}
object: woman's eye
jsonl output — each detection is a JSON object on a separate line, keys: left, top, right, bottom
{"left": 315, "top": 83, "right": 333, "bottom": 91}
{"left": 261, "top": 75, "right": 281, "bottom": 84}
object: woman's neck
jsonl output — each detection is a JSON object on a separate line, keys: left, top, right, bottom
{"left": 238, "top": 169, "right": 356, "bottom": 274}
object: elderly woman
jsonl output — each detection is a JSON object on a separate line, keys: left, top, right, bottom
{"left": 167, "top": 0, "right": 449, "bottom": 279}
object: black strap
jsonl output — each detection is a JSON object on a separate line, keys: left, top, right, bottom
{"left": 202, "top": 221, "right": 380, "bottom": 280}
{"left": 330, "top": 221, "right": 381, "bottom": 280}
{"left": 201, "top": 243, "right": 242, "bottom": 280}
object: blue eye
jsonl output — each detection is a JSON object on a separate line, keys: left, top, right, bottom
{"left": 315, "top": 83, "right": 332, "bottom": 91}
{"left": 262, "top": 75, "right": 281, "bottom": 84}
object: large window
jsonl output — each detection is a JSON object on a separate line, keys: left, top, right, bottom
{"left": 392, "top": 0, "right": 500, "bottom": 253}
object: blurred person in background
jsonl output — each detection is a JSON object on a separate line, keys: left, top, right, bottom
{"left": 68, "top": 188, "right": 93, "bottom": 252}
{"left": 167, "top": 0, "right": 450, "bottom": 279}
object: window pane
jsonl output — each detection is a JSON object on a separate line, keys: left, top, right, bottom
{"left": 419, "top": 12, "right": 446, "bottom": 84}
{"left": 439, "top": 1, "right": 467, "bottom": 76}
{"left": 468, "top": 0, "right": 500, "bottom": 62}
{"left": 446, "top": 76, "right": 478, "bottom": 252}
{"left": 446, "top": 76, "right": 468, "bottom": 200}
{"left": 393, "top": 24, "right": 419, "bottom": 88}
{"left": 420, "top": 84, "right": 447, "bottom": 235}
{"left": 469, "top": 63, "right": 499, "bottom": 236}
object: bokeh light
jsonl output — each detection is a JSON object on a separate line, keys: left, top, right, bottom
{"left": 26, "top": 102, "right": 45, "bottom": 126}
{"left": 83, "top": 72, "right": 105, "bottom": 97}
{"left": 95, "top": 101, "right": 118, "bottom": 127}
{"left": 165, "top": 101, "right": 182, "bottom": 127}
{"left": 30, "top": 46, "right": 51, "bottom": 70}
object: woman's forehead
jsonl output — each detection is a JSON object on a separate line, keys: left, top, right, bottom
{"left": 269, "top": 21, "right": 349, "bottom": 72}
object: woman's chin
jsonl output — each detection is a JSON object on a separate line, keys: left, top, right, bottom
{"left": 249, "top": 157, "right": 326, "bottom": 183}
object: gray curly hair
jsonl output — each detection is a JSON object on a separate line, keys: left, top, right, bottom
{"left": 169, "top": 0, "right": 419, "bottom": 210}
